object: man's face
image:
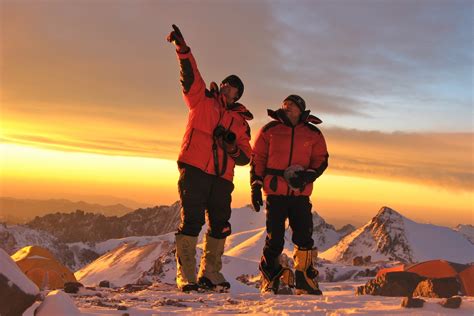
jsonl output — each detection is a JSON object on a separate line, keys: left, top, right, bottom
{"left": 220, "top": 82, "right": 239, "bottom": 104}
{"left": 282, "top": 100, "right": 302, "bottom": 122}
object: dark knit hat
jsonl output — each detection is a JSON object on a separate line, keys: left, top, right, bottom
{"left": 222, "top": 75, "right": 244, "bottom": 101}
{"left": 284, "top": 95, "right": 306, "bottom": 112}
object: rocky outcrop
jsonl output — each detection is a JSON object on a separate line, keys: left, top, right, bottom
{"left": 27, "top": 202, "right": 181, "bottom": 243}
{"left": 413, "top": 277, "right": 460, "bottom": 298}
{"left": 356, "top": 271, "right": 424, "bottom": 297}
{"left": 455, "top": 224, "right": 474, "bottom": 244}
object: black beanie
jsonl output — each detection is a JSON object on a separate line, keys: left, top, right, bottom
{"left": 222, "top": 75, "right": 244, "bottom": 101}
{"left": 284, "top": 95, "right": 306, "bottom": 112}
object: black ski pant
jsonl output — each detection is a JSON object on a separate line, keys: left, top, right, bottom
{"left": 262, "top": 195, "right": 314, "bottom": 269}
{"left": 176, "top": 162, "right": 234, "bottom": 239}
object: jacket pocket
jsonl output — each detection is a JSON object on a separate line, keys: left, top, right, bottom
{"left": 269, "top": 176, "right": 278, "bottom": 192}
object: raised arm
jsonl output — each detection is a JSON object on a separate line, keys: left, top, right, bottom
{"left": 166, "top": 24, "right": 206, "bottom": 109}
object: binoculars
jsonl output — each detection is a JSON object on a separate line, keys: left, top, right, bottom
{"left": 213, "top": 125, "right": 236, "bottom": 144}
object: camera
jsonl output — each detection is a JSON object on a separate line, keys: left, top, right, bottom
{"left": 213, "top": 125, "right": 236, "bottom": 144}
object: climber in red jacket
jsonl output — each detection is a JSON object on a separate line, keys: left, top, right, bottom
{"left": 167, "top": 25, "right": 252, "bottom": 292}
{"left": 251, "top": 94, "right": 328, "bottom": 295}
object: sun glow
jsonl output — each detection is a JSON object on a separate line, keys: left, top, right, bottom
{"left": 0, "top": 143, "right": 179, "bottom": 205}
{"left": 1, "top": 142, "right": 472, "bottom": 227}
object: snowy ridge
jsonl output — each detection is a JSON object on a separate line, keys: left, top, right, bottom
{"left": 321, "top": 206, "right": 474, "bottom": 264}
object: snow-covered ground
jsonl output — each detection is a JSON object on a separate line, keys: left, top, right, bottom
{"left": 24, "top": 281, "right": 474, "bottom": 315}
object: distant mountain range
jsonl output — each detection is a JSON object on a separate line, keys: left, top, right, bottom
{"left": 0, "top": 197, "right": 134, "bottom": 223}
{"left": 74, "top": 205, "right": 474, "bottom": 288}
{"left": 2, "top": 202, "right": 472, "bottom": 277}
{"left": 0, "top": 202, "right": 181, "bottom": 269}
{"left": 26, "top": 202, "right": 181, "bottom": 243}
{"left": 320, "top": 206, "right": 474, "bottom": 264}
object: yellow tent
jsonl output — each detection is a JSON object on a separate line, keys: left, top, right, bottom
{"left": 11, "top": 246, "right": 77, "bottom": 290}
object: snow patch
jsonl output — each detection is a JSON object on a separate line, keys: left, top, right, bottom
{"left": 0, "top": 248, "right": 39, "bottom": 295}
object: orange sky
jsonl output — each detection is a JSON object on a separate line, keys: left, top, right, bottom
{"left": 0, "top": 1, "right": 472, "bottom": 227}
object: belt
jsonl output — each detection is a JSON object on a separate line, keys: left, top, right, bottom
{"left": 265, "top": 168, "right": 285, "bottom": 177}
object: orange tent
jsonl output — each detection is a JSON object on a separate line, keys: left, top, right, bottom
{"left": 376, "top": 260, "right": 474, "bottom": 296}
{"left": 11, "top": 246, "right": 77, "bottom": 290}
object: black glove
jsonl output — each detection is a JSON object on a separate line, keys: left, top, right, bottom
{"left": 288, "top": 175, "right": 306, "bottom": 190}
{"left": 251, "top": 183, "right": 263, "bottom": 212}
{"left": 289, "top": 170, "right": 317, "bottom": 190}
{"left": 296, "top": 169, "right": 318, "bottom": 183}
{"left": 166, "top": 24, "right": 189, "bottom": 53}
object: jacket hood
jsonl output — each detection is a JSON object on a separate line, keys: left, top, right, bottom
{"left": 229, "top": 102, "right": 253, "bottom": 121}
{"left": 267, "top": 108, "right": 322, "bottom": 125}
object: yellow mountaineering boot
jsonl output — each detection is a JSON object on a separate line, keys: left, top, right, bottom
{"left": 197, "top": 235, "right": 230, "bottom": 291}
{"left": 259, "top": 256, "right": 295, "bottom": 294}
{"left": 293, "top": 247, "right": 323, "bottom": 295}
{"left": 175, "top": 234, "right": 199, "bottom": 292}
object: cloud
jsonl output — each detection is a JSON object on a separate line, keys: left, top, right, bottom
{"left": 325, "top": 128, "right": 473, "bottom": 191}
{"left": 3, "top": 121, "right": 472, "bottom": 192}
{"left": 1, "top": 133, "right": 177, "bottom": 159}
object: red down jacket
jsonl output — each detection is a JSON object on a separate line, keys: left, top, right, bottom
{"left": 251, "top": 109, "right": 329, "bottom": 196}
{"left": 175, "top": 49, "right": 253, "bottom": 182}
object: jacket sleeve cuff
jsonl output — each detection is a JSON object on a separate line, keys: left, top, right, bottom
{"left": 231, "top": 149, "right": 250, "bottom": 166}
{"left": 177, "top": 47, "right": 192, "bottom": 58}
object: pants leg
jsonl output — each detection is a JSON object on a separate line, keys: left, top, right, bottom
{"left": 206, "top": 176, "right": 234, "bottom": 239}
{"left": 287, "top": 196, "right": 314, "bottom": 250}
{"left": 177, "top": 163, "right": 212, "bottom": 237}
{"left": 262, "top": 195, "right": 289, "bottom": 269}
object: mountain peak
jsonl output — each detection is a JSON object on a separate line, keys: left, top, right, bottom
{"left": 372, "top": 206, "right": 404, "bottom": 224}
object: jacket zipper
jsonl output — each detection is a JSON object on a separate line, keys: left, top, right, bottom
{"left": 286, "top": 126, "right": 295, "bottom": 195}
{"left": 185, "top": 128, "right": 194, "bottom": 150}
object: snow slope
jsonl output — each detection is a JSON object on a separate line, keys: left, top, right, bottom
{"left": 75, "top": 233, "right": 176, "bottom": 287}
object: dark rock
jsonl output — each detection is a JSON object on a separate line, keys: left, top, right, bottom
{"left": 401, "top": 296, "right": 425, "bottom": 308}
{"left": 353, "top": 256, "right": 364, "bottom": 266}
{"left": 354, "top": 268, "right": 378, "bottom": 278}
{"left": 363, "top": 256, "right": 371, "bottom": 263}
{"left": 78, "top": 248, "right": 100, "bottom": 265}
{"left": 413, "top": 277, "right": 460, "bottom": 298}
{"left": 356, "top": 271, "right": 424, "bottom": 297}
{"left": 439, "top": 296, "right": 462, "bottom": 309}
{"left": 121, "top": 284, "right": 148, "bottom": 292}
{"left": 0, "top": 272, "right": 38, "bottom": 316}
{"left": 117, "top": 305, "right": 128, "bottom": 310}
{"left": 99, "top": 280, "right": 110, "bottom": 288}
{"left": 64, "top": 281, "right": 84, "bottom": 294}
